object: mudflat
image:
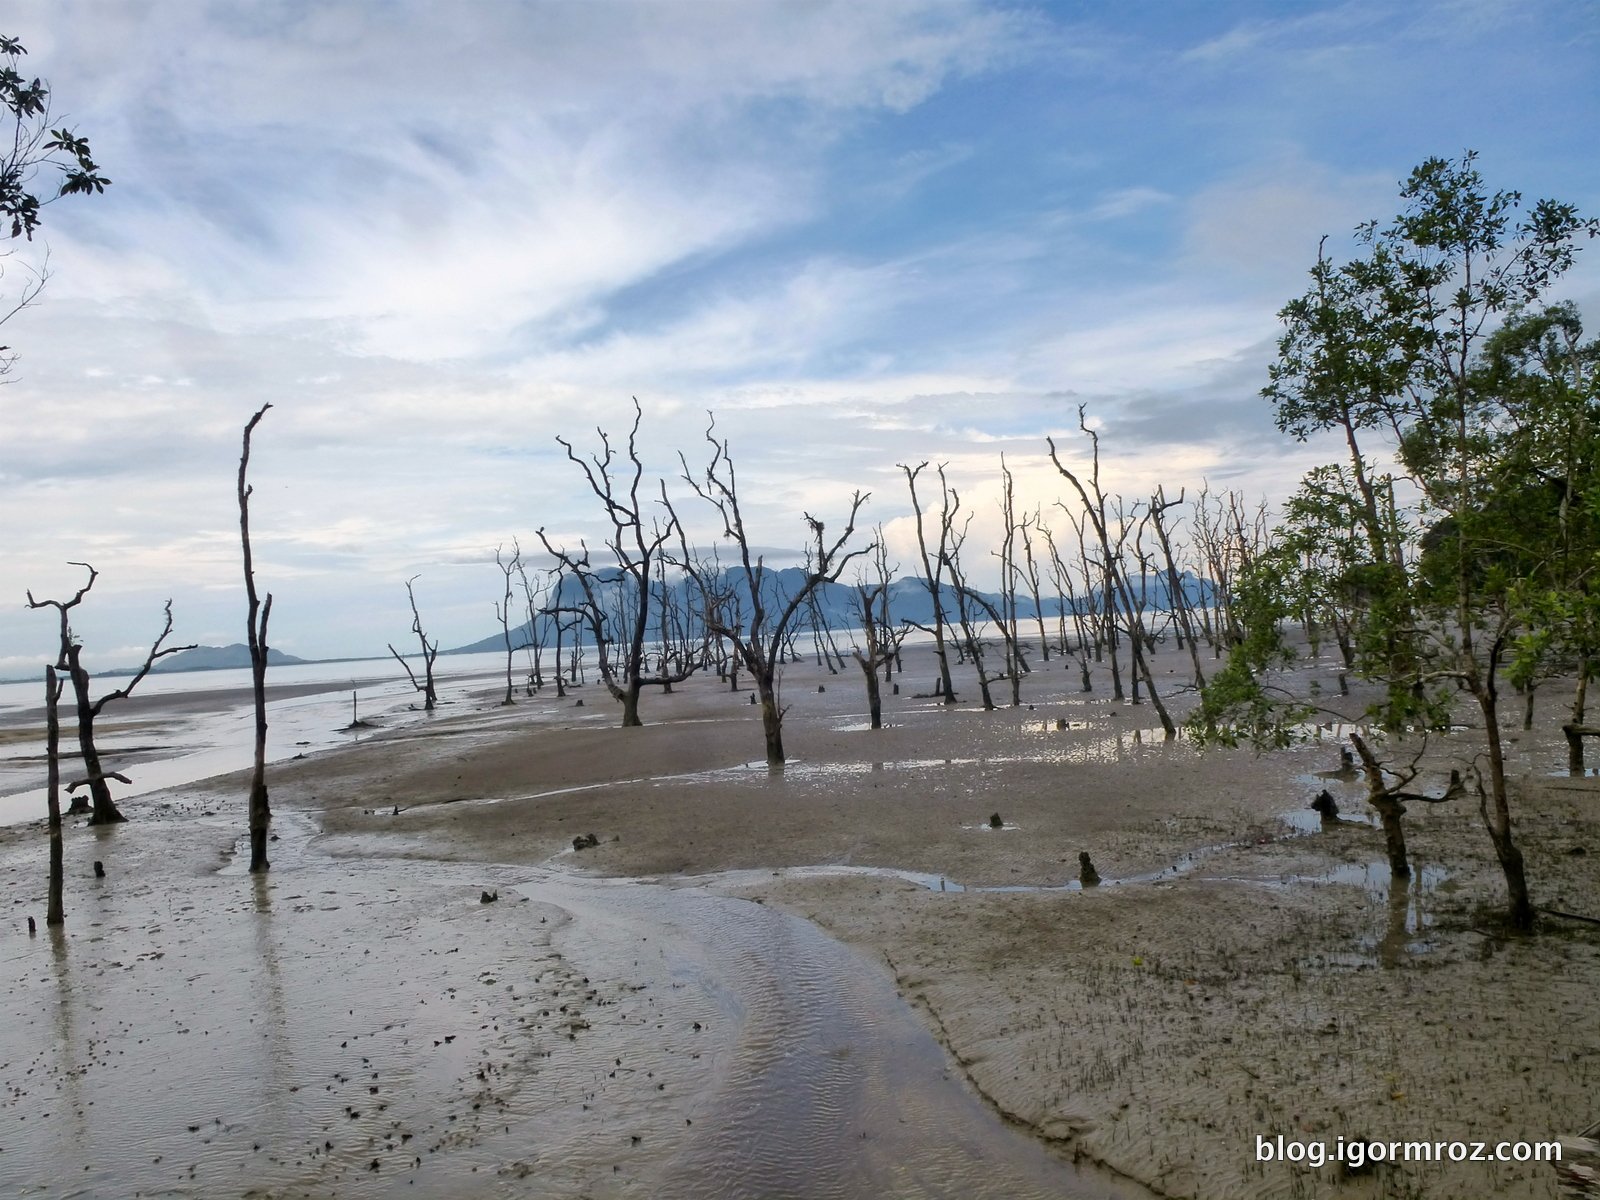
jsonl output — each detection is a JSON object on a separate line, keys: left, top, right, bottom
{"left": 2, "top": 641, "right": 1595, "bottom": 1198}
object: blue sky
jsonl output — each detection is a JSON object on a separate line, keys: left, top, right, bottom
{"left": 2, "top": 0, "right": 1597, "bottom": 671}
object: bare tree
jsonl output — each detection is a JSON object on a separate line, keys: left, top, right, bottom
{"left": 26, "top": 564, "right": 194, "bottom": 822}
{"left": 1016, "top": 507, "right": 1052, "bottom": 665}
{"left": 995, "top": 459, "right": 1029, "bottom": 706}
{"left": 494, "top": 543, "right": 519, "bottom": 706}
{"left": 680, "top": 417, "right": 871, "bottom": 765}
{"left": 1042, "top": 523, "right": 1094, "bottom": 690}
{"left": 240, "top": 403, "right": 273, "bottom": 873}
{"left": 1049, "top": 409, "right": 1176, "bottom": 737}
{"left": 546, "top": 564, "right": 575, "bottom": 698}
{"left": 1149, "top": 485, "right": 1207, "bottom": 691}
{"left": 1061, "top": 501, "right": 1123, "bottom": 696}
{"left": 538, "top": 399, "right": 697, "bottom": 727}
{"left": 939, "top": 503, "right": 1000, "bottom": 710}
{"left": 899, "top": 462, "right": 959, "bottom": 703}
{"left": 388, "top": 574, "right": 439, "bottom": 711}
{"left": 849, "top": 536, "right": 907, "bottom": 730}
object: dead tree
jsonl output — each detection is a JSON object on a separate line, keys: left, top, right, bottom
{"left": 1149, "top": 485, "right": 1207, "bottom": 690}
{"left": 26, "top": 564, "right": 194, "bottom": 823}
{"left": 1190, "top": 483, "right": 1229, "bottom": 655}
{"left": 543, "top": 563, "right": 575, "bottom": 698}
{"left": 388, "top": 574, "right": 439, "bottom": 711}
{"left": 1049, "top": 410, "right": 1176, "bottom": 738}
{"left": 494, "top": 542, "right": 519, "bottom": 705}
{"left": 995, "top": 459, "right": 1029, "bottom": 706}
{"left": 899, "top": 462, "right": 959, "bottom": 703}
{"left": 940, "top": 504, "right": 1004, "bottom": 710}
{"left": 240, "top": 403, "right": 273, "bottom": 872}
{"left": 1063, "top": 502, "right": 1123, "bottom": 695}
{"left": 516, "top": 560, "right": 552, "bottom": 695}
{"left": 1040, "top": 521, "right": 1095, "bottom": 690}
{"left": 538, "top": 399, "right": 698, "bottom": 727}
{"left": 680, "top": 416, "right": 871, "bottom": 765}
{"left": 849, "top": 538, "right": 908, "bottom": 730}
{"left": 45, "top": 667, "right": 64, "bottom": 926}
{"left": 1017, "top": 507, "right": 1052, "bottom": 664}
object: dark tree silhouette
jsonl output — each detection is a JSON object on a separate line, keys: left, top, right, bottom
{"left": 26, "top": 564, "right": 194, "bottom": 822}
{"left": 239, "top": 403, "right": 273, "bottom": 872}
{"left": 388, "top": 574, "right": 439, "bottom": 711}
{"left": 538, "top": 399, "right": 697, "bottom": 727}
{"left": 680, "top": 415, "right": 871, "bottom": 765}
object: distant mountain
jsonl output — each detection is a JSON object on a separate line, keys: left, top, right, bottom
{"left": 153, "top": 644, "right": 309, "bottom": 673}
{"left": 443, "top": 568, "right": 1219, "bottom": 655}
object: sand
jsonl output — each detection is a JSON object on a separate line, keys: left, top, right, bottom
{"left": 1, "top": 640, "right": 1596, "bottom": 1198}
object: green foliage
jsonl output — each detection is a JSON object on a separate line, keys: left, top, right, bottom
{"left": 1, "top": 35, "right": 109, "bottom": 241}
{"left": 1186, "top": 540, "right": 1309, "bottom": 748}
{"left": 1208, "top": 153, "right": 1597, "bottom": 759}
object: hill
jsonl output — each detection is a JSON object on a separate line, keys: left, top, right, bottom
{"left": 152, "top": 644, "right": 310, "bottom": 673}
{"left": 443, "top": 568, "right": 1218, "bottom": 655}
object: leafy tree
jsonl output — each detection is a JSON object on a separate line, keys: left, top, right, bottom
{"left": 1469, "top": 305, "right": 1600, "bottom": 762}
{"left": 1201, "top": 154, "right": 1597, "bottom": 930}
{"left": 1, "top": 34, "right": 109, "bottom": 373}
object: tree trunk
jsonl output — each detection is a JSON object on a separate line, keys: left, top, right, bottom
{"left": 1351, "top": 732, "right": 1409, "bottom": 880}
{"left": 1131, "top": 639, "right": 1176, "bottom": 738}
{"left": 758, "top": 677, "right": 784, "bottom": 766}
{"left": 240, "top": 404, "right": 273, "bottom": 874}
{"left": 1477, "top": 693, "right": 1533, "bottom": 931}
{"left": 1568, "top": 665, "right": 1591, "bottom": 774}
{"left": 65, "top": 645, "right": 123, "bottom": 823}
{"left": 1104, "top": 611, "right": 1124, "bottom": 700}
{"left": 247, "top": 632, "right": 271, "bottom": 872}
{"left": 1371, "top": 793, "right": 1411, "bottom": 880}
{"left": 621, "top": 681, "right": 644, "bottom": 728}
{"left": 46, "top": 667, "right": 65, "bottom": 927}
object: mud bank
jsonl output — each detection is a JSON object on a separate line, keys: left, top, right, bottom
{"left": 0, "top": 792, "right": 1140, "bottom": 1198}
{"left": 3, "top": 641, "right": 1597, "bottom": 1198}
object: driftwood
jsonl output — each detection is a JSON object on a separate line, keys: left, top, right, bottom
{"left": 1540, "top": 907, "right": 1600, "bottom": 928}
{"left": 1556, "top": 1119, "right": 1600, "bottom": 1198}
{"left": 66, "top": 770, "right": 131, "bottom": 793}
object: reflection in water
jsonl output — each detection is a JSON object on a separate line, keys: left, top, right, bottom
{"left": 253, "top": 870, "right": 295, "bottom": 1148}
{"left": 0, "top": 817, "right": 1146, "bottom": 1200}
{"left": 49, "top": 925, "right": 88, "bottom": 1148}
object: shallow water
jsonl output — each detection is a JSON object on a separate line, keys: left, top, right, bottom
{"left": 0, "top": 682, "right": 426, "bottom": 827}
{"left": 0, "top": 807, "right": 1147, "bottom": 1199}
{"left": 0, "top": 654, "right": 534, "bottom": 828}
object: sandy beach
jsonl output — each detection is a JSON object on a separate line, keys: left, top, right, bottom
{"left": 2, "top": 641, "right": 1596, "bottom": 1198}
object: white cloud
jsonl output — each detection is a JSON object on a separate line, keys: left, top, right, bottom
{"left": 0, "top": 1, "right": 1588, "bottom": 666}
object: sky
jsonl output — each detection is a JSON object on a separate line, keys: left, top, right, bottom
{"left": 1, "top": 0, "right": 1597, "bottom": 675}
